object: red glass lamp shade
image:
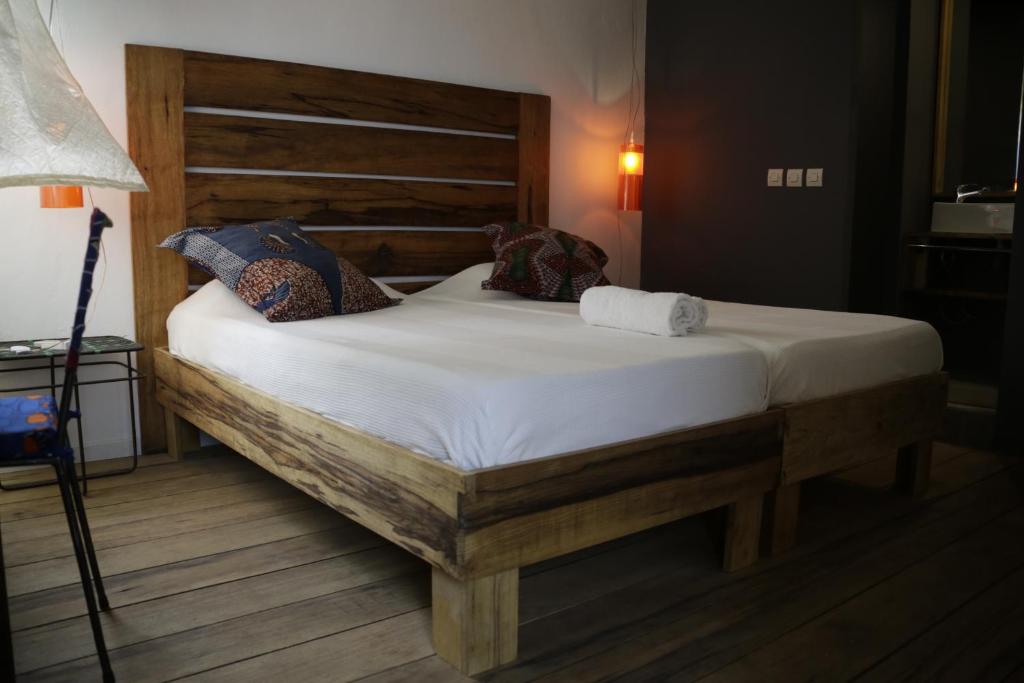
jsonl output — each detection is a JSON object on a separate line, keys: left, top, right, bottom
{"left": 617, "top": 142, "right": 644, "bottom": 211}
{"left": 39, "top": 185, "right": 84, "bottom": 208}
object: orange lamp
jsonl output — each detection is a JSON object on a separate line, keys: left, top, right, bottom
{"left": 617, "top": 141, "right": 644, "bottom": 211}
{"left": 39, "top": 185, "right": 84, "bottom": 208}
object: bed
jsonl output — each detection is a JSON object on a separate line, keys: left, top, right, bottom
{"left": 126, "top": 45, "right": 946, "bottom": 675}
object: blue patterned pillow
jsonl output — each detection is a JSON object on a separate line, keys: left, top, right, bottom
{"left": 160, "top": 219, "right": 396, "bottom": 322}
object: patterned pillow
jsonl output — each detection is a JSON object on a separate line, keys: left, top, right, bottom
{"left": 481, "top": 222, "right": 610, "bottom": 302}
{"left": 160, "top": 219, "right": 398, "bottom": 322}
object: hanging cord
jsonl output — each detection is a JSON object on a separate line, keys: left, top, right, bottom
{"left": 617, "top": 213, "right": 624, "bottom": 285}
{"left": 617, "top": 0, "right": 642, "bottom": 285}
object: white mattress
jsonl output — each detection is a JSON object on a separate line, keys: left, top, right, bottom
{"left": 706, "top": 300, "right": 943, "bottom": 405}
{"left": 168, "top": 272, "right": 769, "bottom": 470}
{"left": 167, "top": 264, "right": 942, "bottom": 470}
{"left": 416, "top": 266, "right": 942, "bottom": 407}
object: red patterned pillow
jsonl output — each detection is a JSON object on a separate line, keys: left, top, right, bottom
{"left": 481, "top": 222, "right": 610, "bottom": 302}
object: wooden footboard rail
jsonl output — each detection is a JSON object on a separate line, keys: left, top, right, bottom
{"left": 154, "top": 348, "right": 783, "bottom": 674}
{"left": 763, "top": 372, "right": 949, "bottom": 556}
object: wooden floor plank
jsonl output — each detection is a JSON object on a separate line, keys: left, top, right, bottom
{"left": 355, "top": 655, "right": 474, "bottom": 683}
{"left": 596, "top": 471, "right": 1024, "bottom": 683}
{"left": 184, "top": 609, "right": 435, "bottom": 683}
{"left": 7, "top": 506, "right": 348, "bottom": 596}
{"left": 696, "top": 508, "right": 1024, "bottom": 682}
{"left": 24, "top": 578, "right": 430, "bottom": 682}
{"left": 14, "top": 544, "right": 420, "bottom": 673}
{"left": 0, "top": 465, "right": 266, "bottom": 522}
{"left": 0, "top": 450, "right": 246, "bottom": 505}
{"left": 4, "top": 481, "right": 312, "bottom": 566}
{"left": 0, "top": 452, "right": 176, "bottom": 486}
{"left": 9, "top": 525, "right": 382, "bottom": 631}
{"left": 1, "top": 476, "right": 303, "bottom": 545}
{"left": 489, "top": 463, "right": 1022, "bottom": 682}
{"left": 855, "top": 565, "right": 1024, "bottom": 683}
{"left": 6, "top": 445, "right": 1020, "bottom": 683}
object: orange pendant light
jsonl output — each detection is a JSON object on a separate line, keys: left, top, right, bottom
{"left": 617, "top": 140, "right": 644, "bottom": 211}
{"left": 39, "top": 185, "right": 84, "bottom": 208}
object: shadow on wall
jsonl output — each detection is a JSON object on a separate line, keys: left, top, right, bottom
{"left": 533, "top": 0, "right": 646, "bottom": 287}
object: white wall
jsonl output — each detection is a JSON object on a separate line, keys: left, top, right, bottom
{"left": 0, "top": 0, "right": 644, "bottom": 458}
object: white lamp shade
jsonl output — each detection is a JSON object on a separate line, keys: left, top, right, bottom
{"left": 0, "top": 0, "right": 147, "bottom": 191}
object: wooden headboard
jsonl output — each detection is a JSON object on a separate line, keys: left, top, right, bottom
{"left": 126, "top": 45, "right": 550, "bottom": 451}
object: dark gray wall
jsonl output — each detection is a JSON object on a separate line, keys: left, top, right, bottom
{"left": 642, "top": 0, "right": 860, "bottom": 310}
{"left": 898, "top": 0, "right": 940, "bottom": 239}
{"left": 997, "top": 146, "right": 1024, "bottom": 452}
{"left": 849, "top": 0, "right": 910, "bottom": 314}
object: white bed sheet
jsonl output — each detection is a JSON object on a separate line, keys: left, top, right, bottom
{"left": 419, "top": 265, "right": 943, "bottom": 406}
{"left": 706, "top": 300, "right": 943, "bottom": 405}
{"left": 168, "top": 276, "right": 769, "bottom": 470}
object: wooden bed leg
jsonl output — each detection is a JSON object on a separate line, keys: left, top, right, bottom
{"left": 723, "top": 494, "right": 763, "bottom": 572}
{"left": 164, "top": 408, "right": 199, "bottom": 461}
{"left": 432, "top": 567, "right": 518, "bottom": 675}
{"left": 763, "top": 483, "right": 801, "bottom": 557}
{"left": 896, "top": 440, "right": 933, "bottom": 498}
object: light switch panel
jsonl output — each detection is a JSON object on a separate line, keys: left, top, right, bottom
{"left": 806, "top": 168, "right": 823, "bottom": 187}
{"left": 786, "top": 168, "right": 804, "bottom": 187}
{"left": 767, "top": 168, "right": 784, "bottom": 187}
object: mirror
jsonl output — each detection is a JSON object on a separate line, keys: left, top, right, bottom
{"left": 933, "top": 0, "right": 1024, "bottom": 196}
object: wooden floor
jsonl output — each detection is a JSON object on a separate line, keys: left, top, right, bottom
{"left": 1, "top": 443, "right": 1022, "bottom": 682}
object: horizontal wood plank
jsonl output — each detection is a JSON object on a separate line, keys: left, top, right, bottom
{"left": 182, "top": 49, "right": 520, "bottom": 134}
{"left": 782, "top": 373, "right": 948, "bottom": 484}
{"left": 461, "top": 458, "right": 780, "bottom": 577}
{"left": 9, "top": 527, "right": 380, "bottom": 632}
{"left": 154, "top": 349, "right": 468, "bottom": 575}
{"left": 6, "top": 507, "right": 348, "bottom": 597}
{"left": 185, "top": 112, "right": 518, "bottom": 181}
{"left": 187, "top": 228, "right": 492, "bottom": 285}
{"left": 463, "top": 412, "right": 782, "bottom": 528}
{"left": 13, "top": 544, "right": 420, "bottom": 674}
{"left": 4, "top": 484, "right": 311, "bottom": 567}
{"left": 185, "top": 173, "right": 516, "bottom": 227}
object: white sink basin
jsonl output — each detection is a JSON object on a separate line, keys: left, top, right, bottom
{"left": 931, "top": 202, "right": 1015, "bottom": 234}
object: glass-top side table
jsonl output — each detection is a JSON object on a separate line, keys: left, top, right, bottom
{"left": 0, "top": 335, "right": 144, "bottom": 494}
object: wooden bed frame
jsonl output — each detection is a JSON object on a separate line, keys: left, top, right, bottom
{"left": 125, "top": 45, "right": 946, "bottom": 675}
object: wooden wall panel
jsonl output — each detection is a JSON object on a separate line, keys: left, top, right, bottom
{"left": 185, "top": 173, "right": 516, "bottom": 227}
{"left": 516, "top": 94, "right": 550, "bottom": 225}
{"left": 184, "top": 113, "right": 518, "bottom": 181}
{"left": 188, "top": 229, "right": 492, "bottom": 284}
{"left": 182, "top": 50, "right": 519, "bottom": 134}
{"left": 127, "top": 45, "right": 187, "bottom": 453}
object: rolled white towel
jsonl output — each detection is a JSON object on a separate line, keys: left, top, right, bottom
{"left": 579, "top": 285, "right": 708, "bottom": 337}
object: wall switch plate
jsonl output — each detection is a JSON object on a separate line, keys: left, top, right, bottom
{"left": 767, "top": 168, "right": 784, "bottom": 187}
{"left": 806, "top": 168, "right": 823, "bottom": 187}
{"left": 786, "top": 168, "right": 804, "bottom": 187}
